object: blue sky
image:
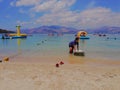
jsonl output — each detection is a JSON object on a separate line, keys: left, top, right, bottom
{"left": 0, "top": 0, "right": 120, "bottom": 30}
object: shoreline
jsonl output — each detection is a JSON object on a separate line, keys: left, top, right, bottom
{"left": 2, "top": 55, "right": 120, "bottom": 67}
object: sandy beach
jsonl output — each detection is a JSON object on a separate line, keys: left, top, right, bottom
{"left": 0, "top": 61, "right": 120, "bottom": 90}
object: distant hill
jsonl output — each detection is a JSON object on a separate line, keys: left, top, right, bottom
{"left": 22, "top": 25, "right": 79, "bottom": 34}
{"left": 88, "top": 26, "right": 120, "bottom": 34}
{"left": 21, "top": 25, "right": 120, "bottom": 34}
{"left": 0, "top": 28, "right": 15, "bottom": 33}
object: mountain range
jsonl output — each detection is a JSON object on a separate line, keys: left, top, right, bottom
{"left": 22, "top": 25, "right": 120, "bottom": 34}
{"left": 89, "top": 26, "right": 120, "bottom": 34}
{"left": 0, "top": 25, "right": 120, "bottom": 34}
{"left": 22, "top": 25, "right": 79, "bottom": 34}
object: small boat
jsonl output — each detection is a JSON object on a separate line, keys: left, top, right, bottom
{"left": 1, "top": 25, "right": 27, "bottom": 39}
{"left": 80, "top": 36, "right": 90, "bottom": 39}
{"left": 1, "top": 35, "right": 27, "bottom": 39}
{"left": 77, "top": 31, "right": 90, "bottom": 39}
{"left": 11, "top": 36, "right": 27, "bottom": 39}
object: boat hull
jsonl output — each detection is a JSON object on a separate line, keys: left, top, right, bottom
{"left": 80, "top": 36, "right": 90, "bottom": 39}
{"left": 11, "top": 36, "right": 27, "bottom": 39}
{"left": 1, "top": 36, "right": 27, "bottom": 39}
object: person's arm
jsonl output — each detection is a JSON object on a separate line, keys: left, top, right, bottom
{"left": 74, "top": 43, "right": 79, "bottom": 51}
{"left": 77, "top": 42, "right": 79, "bottom": 50}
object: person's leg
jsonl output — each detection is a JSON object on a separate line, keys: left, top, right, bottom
{"left": 69, "top": 47, "right": 73, "bottom": 54}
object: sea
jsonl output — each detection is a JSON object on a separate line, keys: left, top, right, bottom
{"left": 0, "top": 34, "right": 120, "bottom": 65}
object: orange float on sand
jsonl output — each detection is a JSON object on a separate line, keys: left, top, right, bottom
{"left": 4, "top": 57, "right": 9, "bottom": 61}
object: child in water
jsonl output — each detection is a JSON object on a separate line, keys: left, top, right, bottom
{"left": 69, "top": 37, "right": 79, "bottom": 54}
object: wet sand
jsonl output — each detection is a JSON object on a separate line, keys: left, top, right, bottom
{"left": 0, "top": 61, "right": 120, "bottom": 90}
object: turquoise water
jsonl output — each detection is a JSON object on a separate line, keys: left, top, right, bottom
{"left": 0, "top": 34, "right": 120, "bottom": 63}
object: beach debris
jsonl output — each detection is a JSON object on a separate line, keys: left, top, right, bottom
{"left": 0, "top": 60, "right": 2, "bottom": 63}
{"left": 60, "top": 61, "right": 64, "bottom": 65}
{"left": 55, "top": 61, "right": 64, "bottom": 67}
{"left": 4, "top": 57, "right": 9, "bottom": 62}
{"left": 56, "top": 63, "right": 59, "bottom": 67}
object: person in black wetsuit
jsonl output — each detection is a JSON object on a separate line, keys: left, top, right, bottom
{"left": 69, "top": 37, "right": 79, "bottom": 54}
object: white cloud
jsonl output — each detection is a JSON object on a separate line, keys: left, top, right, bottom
{"left": 11, "top": 0, "right": 76, "bottom": 12}
{"left": 35, "top": 7, "right": 120, "bottom": 29}
{"left": 31, "top": 0, "right": 57, "bottom": 12}
{"left": 77, "top": 7, "right": 120, "bottom": 28}
{"left": 11, "top": 0, "right": 120, "bottom": 29}
{"left": 36, "top": 11, "right": 78, "bottom": 26}
{"left": 31, "top": 0, "right": 76, "bottom": 12}
{"left": 11, "top": 0, "right": 42, "bottom": 6}
{"left": 18, "top": 7, "right": 120, "bottom": 29}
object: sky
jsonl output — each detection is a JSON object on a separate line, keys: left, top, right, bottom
{"left": 0, "top": 0, "right": 120, "bottom": 30}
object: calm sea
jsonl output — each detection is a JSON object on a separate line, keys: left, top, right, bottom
{"left": 0, "top": 34, "right": 120, "bottom": 64}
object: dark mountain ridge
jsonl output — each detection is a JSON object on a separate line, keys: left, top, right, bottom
{"left": 0, "top": 29, "right": 15, "bottom": 33}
